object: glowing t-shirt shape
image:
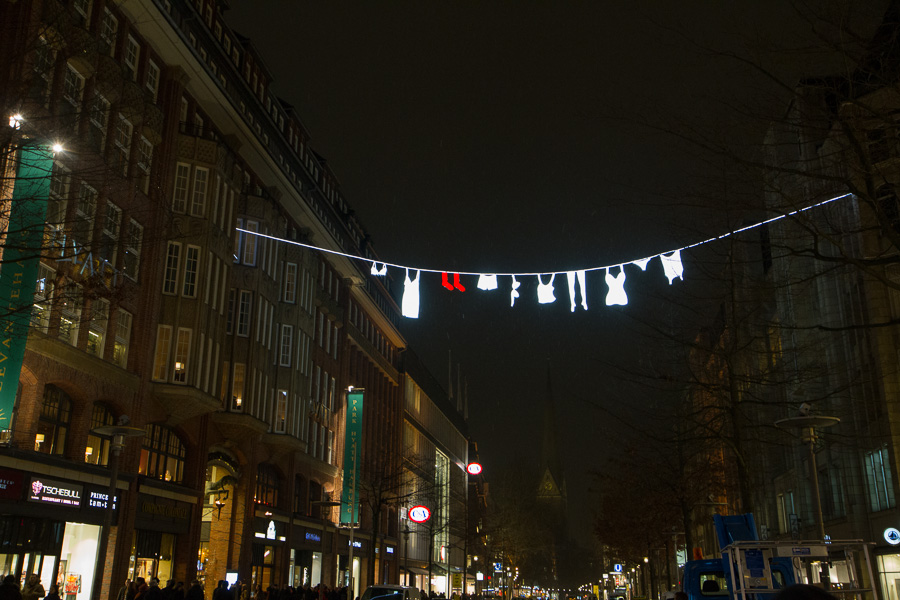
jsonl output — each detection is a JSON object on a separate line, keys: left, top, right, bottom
{"left": 660, "top": 249, "right": 684, "bottom": 284}
{"left": 605, "top": 267, "right": 627, "bottom": 306}
{"left": 477, "top": 274, "right": 498, "bottom": 291}
{"left": 537, "top": 274, "right": 556, "bottom": 304}
{"left": 402, "top": 269, "right": 420, "bottom": 318}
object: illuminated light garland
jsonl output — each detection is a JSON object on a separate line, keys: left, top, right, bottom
{"left": 237, "top": 192, "right": 852, "bottom": 317}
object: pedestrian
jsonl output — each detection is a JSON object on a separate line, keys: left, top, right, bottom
{"left": 161, "top": 580, "right": 177, "bottom": 600}
{"left": 134, "top": 578, "right": 149, "bottom": 600}
{"left": 146, "top": 578, "right": 163, "bottom": 600}
{"left": 174, "top": 583, "right": 185, "bottom": 599}
{"left": 186, "top": 581, "right": 204, "bottom": 600}
{"left": 22, "top": 575, "right": 45, "bottom": 600}
{"left": 43, "top": 585, "right": 60, "bottom": 600}
{"left": 0, "top": 576, "right": 21, "bottom": 600}
{"left": 125, "top": 581, "right": 138, "bottom": 600}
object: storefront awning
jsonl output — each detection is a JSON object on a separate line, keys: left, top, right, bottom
{"left": 407, "top": 567, "right": 431, "bottom": 576}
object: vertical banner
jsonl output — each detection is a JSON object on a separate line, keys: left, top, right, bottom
{"left": 0, "top": 145, "right": 54, "bottom": 430}
{"left": 341, "top": 388, "right": 364, "bottom": 524}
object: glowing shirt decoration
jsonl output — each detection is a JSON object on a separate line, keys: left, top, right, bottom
{"left": 477, "top": 274, "right": 498, "bottom": 290}
{"left": 566, "top": 270, "right": 588, "bottom": 312}
{"left": 402, "top": 269, "right": 421, "bottom": 318}
{"left": 442, "top": 272, "right": 466, "bottom": 291}
{"left": 537, "top": 274, "right": 556, "bottom": 304}
{"left": 605, "top": 267, "right": 627, "bottom": 306}
{"left": 661, "top": 250, "right": 684, "bottom": 284}
{"left": 510, "top": 276, "right": 521, "bottom": 307}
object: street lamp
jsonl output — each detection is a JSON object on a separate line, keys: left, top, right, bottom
{"left": 775, "top": 413, "right": 840, "bottom": 540}
{"left": 403, "top": 522, "right": 411, "bottom": 586}
{"left": 90, "top": 416, "right": 144, "bottom": 600}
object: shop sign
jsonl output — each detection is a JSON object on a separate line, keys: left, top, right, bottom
{"left": 140, "top": 499, "right": 189, "bottom": 520}
{"left": 386, "top": 546, "right": 395, "bottom": 554}
{"left": 0, "top": 468, "right": 23, "bottom": 499}
{"left": 28, "top": 477, "right": 82, "bottom": 507}
{"left": 86, "top": 490, "right": 118, "bottom": 511}
{"left": 305, "top": 532, "right": 321, "bottom": 543}
{"left": 348, "top": 539, "right": 362, "bottom": 548}
{"left": 885, "top": 528, "right": 900, "bottom": 545}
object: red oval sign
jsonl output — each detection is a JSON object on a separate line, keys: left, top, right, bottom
{"left": 466, "top": 462, "right": 483, "bottom": 476}
{"left": 408, "top": 505, "right": 431, "bottom": 523}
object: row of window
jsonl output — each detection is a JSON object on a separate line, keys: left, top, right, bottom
{"left": 35, "top": 385, "right": 185, "bottom": 483}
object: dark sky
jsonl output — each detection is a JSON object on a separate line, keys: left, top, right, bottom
{"left": 223, "top": 2, "right": 887, "bottom": 542}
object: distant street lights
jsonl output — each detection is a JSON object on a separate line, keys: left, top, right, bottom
{"left": 775, "top": 413, "right": 840, "bottom": 540}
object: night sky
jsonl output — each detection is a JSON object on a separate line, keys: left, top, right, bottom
{"left": 224, "top": 2, "right": 888, "bottom": 543}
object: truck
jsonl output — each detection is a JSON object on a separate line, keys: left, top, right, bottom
{"left": 681, "top": 514, "right": 879, "bottom": 600}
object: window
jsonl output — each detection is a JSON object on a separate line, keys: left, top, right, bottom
{"left": 87, "top": 92, "right": 110, "bottom": 152}
{"left": 123, "top": 219, "right": 143, "bottom": 280}
{"left": 255, "top": 464, "right": 280, "bottom": 507}
{"left": 100, "top": 9, "right": 118, "bottom": 56}
{"left": 58, "top": 282, "right": 83, "bottom": 346}
{"left": 47, "top": 162, "right": 70, "bottom": 231}
{"left": 183, "top": 245, "right": 200, "bottom": 297}
{"left": 152, "top": 325, "right": 172, "bottom": 381}
{"left": 73, "top": 183, "right": 97, "bottom": 249}
{"left": 242, "top": 220, "right": 258, "bottom": 265}
{"left": 237, "top": 290, "right": 252, "bottom": 337}
{"left": 146, "top": 59, "right": 160, "bottom": 102}
{"left": 866, "top": 446, "right": 896, "bottom": 512}
{"left": 112, "top": 115, "right": 132, "bottom": 175}
{"left": 113, "top": 309, "right": 132, "bottom": 368}
{"left": 231, "top": 363, "right": 245, "bottom": 410}
{"left": 86, "top": 299, "right": 109, "bottom": 358}
{"left": 173, "top": 328, "right": 192, "bottom": 384}
{"left": 32, "top": 36, "right": 55, "bottom": 100}
{"left": 99, "top": 202, "right": 121, "bottom": 266}
{"left": 84, "top": 403, "right": 115, "bottom": 466}
{"left": 173, "top": 162, "right": 189, "bottom": 212}
{"left": 124, "top": 35, "right": 140, "bottom": 81}
{"left": 226, "top": 289, "right": 235, "bottom": 334}
{"left": 191, "top": 167, "right": 209, "bottom": 217}
{"left": 139, "top": 424, "right": 185, "bottom": 483}
{"left": 137, "top": 137, "right": 153, "bottom": 194}
{"left": 163, "top": 242, "right": 181, "bottom": 294}
{"left": 73, "top": 0, "right": 92, "bottom": 25}
{"left": 293, "top": 475, "right": 307, "bottom": 515}
{"left": 36, "top": 385, "right": 71, "bottom": 455}
{"left": 275, "top": 390, "right": 288, "bottom": 433}
{"left": 280, "top": 325, "right": 293, "bottom": 367}
{"left": 32, "top": 264, "right": 55, "bottom": 333}
{"left": 283, "top": 263, "right": 297, "bottom": 303}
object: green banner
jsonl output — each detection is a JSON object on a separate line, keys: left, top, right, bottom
{"left": 341, "top": 388, "right": 364, "bottom": 524}
{"left": 0, "top": 144, "right": 54, "bottom": 430}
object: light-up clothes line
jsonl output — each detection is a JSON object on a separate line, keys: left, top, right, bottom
{"left": 237, "top": 193, "right": 852, "bottom": 318}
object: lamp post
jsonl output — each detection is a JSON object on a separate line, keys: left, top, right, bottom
{"left": 403, "top": 523, "right": 411, "bottom": 586}
{"left": 90, "top": 416, "right": 144, "bottom": 600}
{"left": 775, "top": 414, "right": 840, "bottom": 540}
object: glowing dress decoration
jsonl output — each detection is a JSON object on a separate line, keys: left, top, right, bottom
{"left": 566, "top": 270, "right": 588, "bottom": 311}
{"left": 536, "top": 274, "right": 556, "bottom": 304}
{"left": 632, "top": 257, "right": 651, "bottom": 271}
{"left": 402, "top": 269, "right": 420, "bottom": 318}
{"left": 370, "top": 262, "right": 387, "bottom": 276}
{"left": 660, "top": 250, "right": 684, "bottom": 284}
{"left": 605, "top": 267, "right": 627, "bottom": 306}
{"left": 510, "top": 276, "right": 521, "bottom": 307}
{"left": 477, "top": 274, "right": 499, "bottom": 290}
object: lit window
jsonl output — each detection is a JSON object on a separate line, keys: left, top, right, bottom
{"left": 58, "top": 281, "right": 83, "bottom": 346}
{"left": 255, "top": 464, "right": 280, "bottom": 507}
{"left": 36, "top": 385, "right": 71, "bottom": 455}
{"left": 231, "top": 363, "right": 245, "bottom": 410}
{"left": 139, "top": 424, "right": 184, "bottom": 483}
{"left": 275, "top": 390, "right": 288, "bottom": 433}
{"left": 86, "top": 298, "right": 109, "bottom": 358}
{"left": 172, "top": 328, "right": 192, "bottom": 384}
{"left": 85, "top": 403, "right": 114, "bottom": 466}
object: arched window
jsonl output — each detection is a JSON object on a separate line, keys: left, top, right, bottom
{"left": 138, "top": 424, "right": 185, "bottom": 483}
{"left": 85, "top": 402, "right": 115, "bottom": 466}
{"left": 36, "top": 385, "right": 71, "bottom": 455}
{"left": 293, "top": 474, "right": 307, "bottom": 515}
{"left": 255, "top": 463, "right": 280, "bottom": 508}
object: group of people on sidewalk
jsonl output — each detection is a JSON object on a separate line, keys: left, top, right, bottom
{"left": 210, "top": 580, "right": 351, "bottom": 600}
{"left": 0, "top": 574, "right": 60, "bottom": 600}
